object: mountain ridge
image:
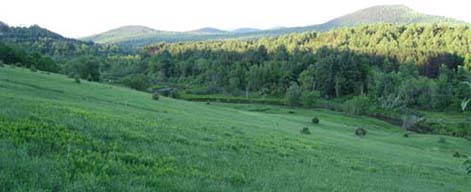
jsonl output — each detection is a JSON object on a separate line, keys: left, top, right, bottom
{"left": 74, "top": 5, "right": 471, "bottom": 47}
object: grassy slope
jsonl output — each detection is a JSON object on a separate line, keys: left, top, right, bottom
{"left": 0, "top": 66, "right": 470, "bottom": 191}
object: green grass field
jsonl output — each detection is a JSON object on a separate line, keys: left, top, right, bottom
{"left": 1, "top": 66, "right": 470, "bottom": 191}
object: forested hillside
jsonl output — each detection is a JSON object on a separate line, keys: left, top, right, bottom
{"left": 0, "top": 23, "right": 122, "bottom": 62}
{"left": 1, "top": 23, "right": 470, "bottom": 137}
{"left": 140, "top": 24, "right": 471, "bottom": 104}
{"left": 81, "top": 5, "right": 469, "bottom": 48}
{"left": 0, "top": 23, "right": 128, "bottom": 79}
{"left": 92, "top": 24, "right": 471, "bottom": 136}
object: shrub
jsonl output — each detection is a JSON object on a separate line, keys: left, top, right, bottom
{"left": 169, "top": 89, "right": 180, "bottom": 98}
{"left": 152, "top": 93, "right": 159, "bottom": 101}
{"left": 74, "top": 76, "right": 81, "bottom": 84}
{"left": 300, "top": 127, "right": 311, "bottom": 134}
{"left": 157, "top": 88, "right": 179, "bottom": 98}
{"left": 30, "top": 66, "right": 37, "bottom": 72}
{"left": 355, "top": 128, "right": 367, "bottom": 137}
{"left": 285, "top": 82, "right": 301, "bottom": 107}
{"left": 403, "top": 132, "right": 409, "bottom": 138}
{"left": 122, "top": 74, "right": 150, "bottom": 91}
{"left": 206, "top": 102, "right": 211, "bottom": 105}
{"left": 312, "top": 117, "right": 319, "bottom": 124}
{"left": 344, "top": 96, "right": 372, "bottom": 115}
{"left": 453, "top": 152, "right": 467, "bottom": 158}
{"left": 438, "top": 137, "right": 446, "bottom": 144}
{"left": 301, "top": 91, "right": 320, "bottom": 107}
{"left": 465, "top": 157, "right": 471, "bottom": 175}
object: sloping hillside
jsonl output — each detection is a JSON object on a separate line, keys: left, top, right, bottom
{"left": 320, "top": 5, "right": 467, "bottom": 28}
{"left": 80, "top": 5, "right": 469, "bottom": 48}
{"left": 0, "top": 66, "right": 470, "bottom": 191}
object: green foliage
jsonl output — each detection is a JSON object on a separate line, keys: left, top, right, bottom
{"left": 300, "top": 127, "right": 311, "bottom": 134}
{"left": 312, "top": 117, "right": 319, "bottom": 124}
{"left": 285, "top": 83, "right": 301, "bottom": 107}
{"left": 344, "top": 96, "right": 372, "bottom": 116}
{"left": 74, "top": 76, "right": 81, "bottom": 84}
{"left": 438, "top": 137, "right": 447, "bottom": 144}
{"left": 65, "top": 56, "right": 101, "bottom": 82}
{"left": 152, "top": 93, "right": 159, "bottom": 100}
{"left": 465, "top": 157, "right": 471, "bottom": 175}
{"left": 29, "top": 65, "right": 37, "bottom": 72}
{"left": 461, "top": 81, "right": 471, "bottom": 112}
{"left": 122, "top": 74, "right": 150, "bottom": 91}
{"left": 125, "top": 24, "right": 471, "bottom": 114}
{"left": 80, "top": 5, "right": 467, "bottom": 48}
{"left": 1, "top": 68, "right": 471, "bottom": 191}
{"left": 355, "top": 128, "right": 367, "bottom": 137}
{"left": 301, "top": 91, "right": 320, "bottom": 107}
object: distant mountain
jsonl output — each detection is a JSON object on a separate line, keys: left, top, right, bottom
{"left": 188, "top": 27, "right": 227, "bottom": 34}
{"left": 320, "top": 5, "right": 468, "bottom": 28}
{"left": 232, "top": 28, "right": 261, "bottom": 34}
{"left": 0, "top": 21, "right": 7, "bottom": 27}
{"left": 81, "top": 5, "right": 470, "bottom": 48}
{"left": 0, "top": 24, "right": 66, "bottom": 40}
{"left": 0, "top": 23, "right": 120, "bottom": 61}
{"left": 81, "top": 25, "right": 165, "bottom": 44}
{"left": 0, "top": 21, "right": 8, "bottom": 32}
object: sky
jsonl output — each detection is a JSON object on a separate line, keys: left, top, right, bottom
{"left": 1, "top": 0, "right": 470, "bottom": 38}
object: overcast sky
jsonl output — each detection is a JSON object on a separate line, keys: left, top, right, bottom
{"left": 1, "top": 0, "right": 470, "bottom": 38}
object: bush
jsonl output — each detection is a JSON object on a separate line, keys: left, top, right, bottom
{"left": 300, "top": 127, "right": 311, "bottom": 134}
{"left": 312, "top": 117, "right": 319, "bottom": 124}
{"left": 301, "top": 91, "right": 320, "bottom": 107}
{"left": 122, "top": 74, "right": 150, "bottom": 91}
{"left": 403, "top": 132, "right": 410, "bottom": 138}
{"left": 74, "top": 77, "right": 81, "bottom": 84}
{"left": 169, "top": 89, "right": 180, "bottom": 98}
{"left": 465, "top": 157, "right": 471, "bottom": 175}
{"left": 157, "top": 88, "right": 180, "bottom": 98}
{"left": 438, "top": 137, "right": 446, "bottom": 144}
{"left": 453, "top": 152, "right": 467, "bottom": 158}
{"left": 355, "top": 128, "right": 367, "bottom": 137}
{"left": 152, "top": 93, "right": 160, "bottom": 101}
{"left": 344, "top": 96, "right": 372, "bottom": 115}
{"left": 30, "top": 66, "right": 37, "bottom": 72}
{"left": 285, "top": 82, "right": 301, "bottom": 107}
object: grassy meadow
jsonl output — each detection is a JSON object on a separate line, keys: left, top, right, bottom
{"left": 0, "top": 66, "right": 470, "bottom": 191}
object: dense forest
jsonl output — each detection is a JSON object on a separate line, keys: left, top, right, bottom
{"left": 1, "top": 24, "right": 470, "bottom": 136}
{"left": 103, "top": 24, "right": 471, "bottom": 136}
{"left": 0, "top": 24, "right": 127, "bottom": 79}
{"left": 133, "top": 24, "right": 471, "bottom": 111}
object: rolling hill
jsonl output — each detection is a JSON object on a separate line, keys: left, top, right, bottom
{"left": 1, "top": 64, "right": 470, "bottom": 191}
{"left": 232, "top": 28, "right": 261, "bottom": 34}
{"left": 188, "top": 27, "right": 228, "bottom": 34}
{"left": 80, "top": 5, "right": 469, "bottom": 48}
{"left": 318, "top": 5, "right": 468, "bottom": 28}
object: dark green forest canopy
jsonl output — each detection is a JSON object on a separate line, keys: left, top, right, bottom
{"left": 0, "top": 24, "right": 122, "bottom": 62}
{"left": 146, "top": 24, "right": 471, "bottom": 77}
{"left": 138, "top": 24, "right": 470, "bottom": 112}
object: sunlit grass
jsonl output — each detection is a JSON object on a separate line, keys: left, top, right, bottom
{"left": 0, "top": 67, "right": 470, "bottom": 191}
